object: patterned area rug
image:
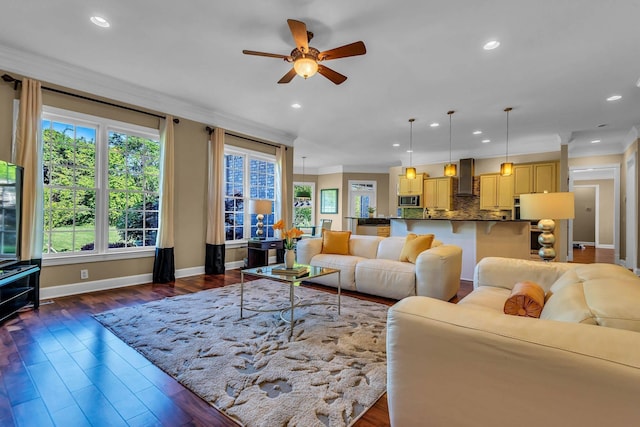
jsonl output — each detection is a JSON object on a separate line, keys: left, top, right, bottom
{"left": 94, "top": 279, "right": 388, "bottom": 427}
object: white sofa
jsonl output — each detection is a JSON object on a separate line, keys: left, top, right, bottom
{"left": 387, "top": 257, "right": 640, "bottom": 427}
{"left": 296, "top": 235, "right": 462, "bottom": 300}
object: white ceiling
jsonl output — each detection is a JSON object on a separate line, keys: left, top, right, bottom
{"left": 1, "top": 0, "right": 639, "bottom": 174}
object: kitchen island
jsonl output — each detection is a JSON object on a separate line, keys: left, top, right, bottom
{"left": 391, "top": 218, "right": 532, "bottom": 281}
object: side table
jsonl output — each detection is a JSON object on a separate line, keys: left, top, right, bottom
{"left": 247, "top": 238, "right": 284, "bottom": 268}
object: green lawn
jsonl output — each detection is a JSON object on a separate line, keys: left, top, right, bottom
{"left": 45, "top": 225, "right": 122, "bottom": 253}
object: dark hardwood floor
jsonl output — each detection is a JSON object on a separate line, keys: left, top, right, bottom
{"left": 0, "top": 246, "right": 613, "bottom": 426}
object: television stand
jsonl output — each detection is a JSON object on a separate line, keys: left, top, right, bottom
{"left": 0, "top": 263, "right": 40, "bottom": 323}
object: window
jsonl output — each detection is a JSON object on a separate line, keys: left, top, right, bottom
{"left": 348, "top": 180, "right": 376, "bottom": 218}
{"left": 293, "top": 182, "right": 315, "bottom": 227}
{"left": 224, "top": 147, "right": 276, "bottom": 242}
{"left": 42, "top": 107, "right": 160, "bottom": 260}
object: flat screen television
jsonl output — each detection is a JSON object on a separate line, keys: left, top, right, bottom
{"left": 0, "top": 160, "right": 23, "bottom": 268}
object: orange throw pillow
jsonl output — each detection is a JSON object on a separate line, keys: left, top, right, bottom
{"left": 399, "top": 233, "right": 434, "bottom": 263}
{"left": 504, "top": 281, "right": 545, "bottom": 318}
{"left": 321, "top": 230, "right": 351, "bottom": 255}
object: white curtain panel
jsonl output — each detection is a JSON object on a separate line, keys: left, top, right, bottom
{"left": 207, "top": 127, "right": 225, "bottom": 246}
{"left": 276, "top": 145, "right": 290, "bottom": 226}
{"left": 157, "top": 115, "right": 175, "bottom": 249}
{"left": 13, "top": 78, "right": 43, "bottom": 261}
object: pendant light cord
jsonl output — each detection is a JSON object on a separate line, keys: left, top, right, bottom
{"left": 505, "top": 107, "right": 512, "bottom": 162}
{"left": 409, "top": 118, "right": 415, "bottom": 167}
{"left": 448, "top": 110, "right": 455, "bottom": 163}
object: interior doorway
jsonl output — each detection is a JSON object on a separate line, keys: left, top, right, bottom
{"left": 569, "top": 164, "right": 619, "bottom": 261}
{"left": 573, "top": 186, "right": 597, "bottom": 246}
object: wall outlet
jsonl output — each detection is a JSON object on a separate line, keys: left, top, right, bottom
{"left": 80, "top": 269, "right": 89, "bottom": 280}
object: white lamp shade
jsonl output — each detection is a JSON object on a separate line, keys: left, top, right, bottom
{"left": 519, "top": 192, "right": 575, "bottom": 220}
{"left": 249, "top": 199, "right": 273, "bottom": 215}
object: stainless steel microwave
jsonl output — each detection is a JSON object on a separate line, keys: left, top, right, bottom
{"left": 398, "top": 195, "right": 421, "bottom": 207}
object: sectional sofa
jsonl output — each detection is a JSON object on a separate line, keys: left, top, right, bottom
{"left": 296, "top": 235, "right": 462, "bottom": 300}
{"left": 387, "top": 257, "right": 640, "bottom": 426}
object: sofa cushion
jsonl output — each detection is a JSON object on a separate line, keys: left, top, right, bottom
{"left": 355, "top": 259, "right": 416, "bottom": 299}
{"left": 399, "top": 233, "right": 434, "bottom": 263}
{"left": 541, "top": 264, "right": 640, "bottom": 331}
{"left": 348, "top": 235, "right": 383, "bottom": 259}
{"left": 308, "top": 253, "right": 367, "bottom": 291}
{"left": 321, "top": 230, "right": 351, "bottom": 255}
{"left": 458, "top": 286, "right": 512, "bottom": 312}
{"left": 503, "top": 281, "right": 545, "bottom": 318}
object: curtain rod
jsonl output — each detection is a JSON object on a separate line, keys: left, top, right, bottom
{"left": 205, "top": 126, "right": 285, "bottom": 150}
{"left": 1, "top": 73, "right": 179, "bottom": 124}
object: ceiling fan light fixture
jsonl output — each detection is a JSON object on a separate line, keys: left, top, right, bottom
{"left": 293, "top": 56, "right": 318, "bottom": 79}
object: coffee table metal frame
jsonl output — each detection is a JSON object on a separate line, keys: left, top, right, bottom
{"left": 240, "top": 264, "right": 341, "bottom": 339}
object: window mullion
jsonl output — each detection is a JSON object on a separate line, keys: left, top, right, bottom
{"left": 95, "top": 125, "right": 108, "bottom": 253}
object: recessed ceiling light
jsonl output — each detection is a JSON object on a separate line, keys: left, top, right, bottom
{"left": 430, "top": 122, "right": 439, "bottom": 128}
{"left": 606, "top": 95, "right": 622, "bottom": 101}
{"left": 481, "top": 139, "right": 490, "bottom": 143}
{"left": 483, "top": 40, "right": 500, "bottom": 50}
{"left": 591, "top": 139, "right": 601, "bottom": 143}
{"left": 406, "top": 149, "right": 413, "bottom": 153}
{"left": 90, "top": 16, "right": 110, "bottom": 28}
{"left": 473, "top": 130, "right": 482, "bottom": 135}
{"left": 392, "top": 143, "right": 400, "bottom": 147}
{"left": 597, "top": 124, "right": 608, "bottom": 128}
{"left": 291, "top": 103, "right": 301, "bottom": 109}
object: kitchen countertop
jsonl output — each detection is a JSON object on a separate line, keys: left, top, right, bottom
{"left": 392, "top": 217, "right": 532, "bottom": 222}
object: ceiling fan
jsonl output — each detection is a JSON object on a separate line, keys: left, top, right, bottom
{"left": 242, "top": 19, "right": 366, "bottom": 85}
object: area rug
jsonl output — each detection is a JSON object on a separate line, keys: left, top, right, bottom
{"left": 94, "top": 279, "right": 388, "bottom": 427}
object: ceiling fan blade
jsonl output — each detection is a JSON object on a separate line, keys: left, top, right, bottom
{"left": 318, "top": 41, "right": 367, "bottom": 61}
{"left": 317, "top": 65, "right": 347, "bottom": 85}
{"left": 278, "top": 68, "right": 297, "bottom": 84}
{"left": 287, "top": 19, "right": 309, "bottom": 53}
{"left": 242, "top": 50, "right": 290, "bottom": 60}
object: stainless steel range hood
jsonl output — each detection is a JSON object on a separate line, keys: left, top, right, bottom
{"left": 458, "top": 158, "right": 475, "bottom": 195}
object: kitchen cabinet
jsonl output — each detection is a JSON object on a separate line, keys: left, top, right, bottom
{"left": 398, "top": 173, "right": 425, "bottom": 195}
{"left": 480, "top": 173, "right": 514, "bottom": 210}
{"left": 424, "top": 177, "right": 453, "bottom": 210}
{"left": 512, "top": 162, "right": 557, "bottom": 195}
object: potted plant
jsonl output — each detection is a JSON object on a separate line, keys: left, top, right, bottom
{"left": 367, "top": 206, "right": 376, "bottom": 218}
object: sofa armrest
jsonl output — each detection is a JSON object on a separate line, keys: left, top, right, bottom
{"left": 387, "top": 296, "right": 640, "bottom": 427}
{"left": 295, "top": 238, "right": 322, "bottom": 264}
{"left": 415, "top": 244, "right": 462, "bottom": 300}
{"left": 473, "top": 256, "right": 578, "bottom": 293}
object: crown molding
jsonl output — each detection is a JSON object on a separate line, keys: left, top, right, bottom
{"left": 0, "top": 44, "right": 296, "bottom": 145}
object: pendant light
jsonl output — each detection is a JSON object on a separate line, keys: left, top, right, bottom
{"left": 500, "top": 107, "right": 514, "bottom": 176}
{"left": 444, "top": 110, "right": 457, "bottom": 177}
{"left": 295, "top": 156, "right": 311, "bottom": 200}
{"left": 406, "top": 118, "right": 416, "bottom": 179}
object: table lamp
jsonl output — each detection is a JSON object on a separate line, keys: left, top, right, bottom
{"left": 519, "top": 192, "right": 575, "bottom": 262}
{"left": 249, "top": 199, "right": 272, "bottom": 239}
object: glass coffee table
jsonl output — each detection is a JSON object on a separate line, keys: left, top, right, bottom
{"left": 240, "top": 264, "right": 341, "bottom": 339}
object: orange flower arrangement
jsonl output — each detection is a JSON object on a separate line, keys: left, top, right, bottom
{"left": 272, "top": 219, "right": 303, "bottom": 249}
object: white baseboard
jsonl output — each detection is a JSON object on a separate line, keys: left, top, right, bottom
{"left": 40, "top": 257, "right": 279, "bottom": 300}
{"left": 596, "top": 244, "right": 615, "bottom": 249}
{"left": 40, "top": 272, "right": 155, "bottom": 300}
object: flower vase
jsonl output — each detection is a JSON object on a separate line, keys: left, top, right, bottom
{"left": 285, "top": 249, "right": 295, "bottom": 269}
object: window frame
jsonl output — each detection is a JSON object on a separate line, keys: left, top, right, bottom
{"left": 293, "top": 181, "right": 315, "bottom": 228}
{"left": 41, "top": 106, "right": 161, "bottom": 266}
{"left": 348, "top": 180, "right": 377, "bottom": 218}
{"left": 223, "top": 146, "right": 276, "bottom": 246}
